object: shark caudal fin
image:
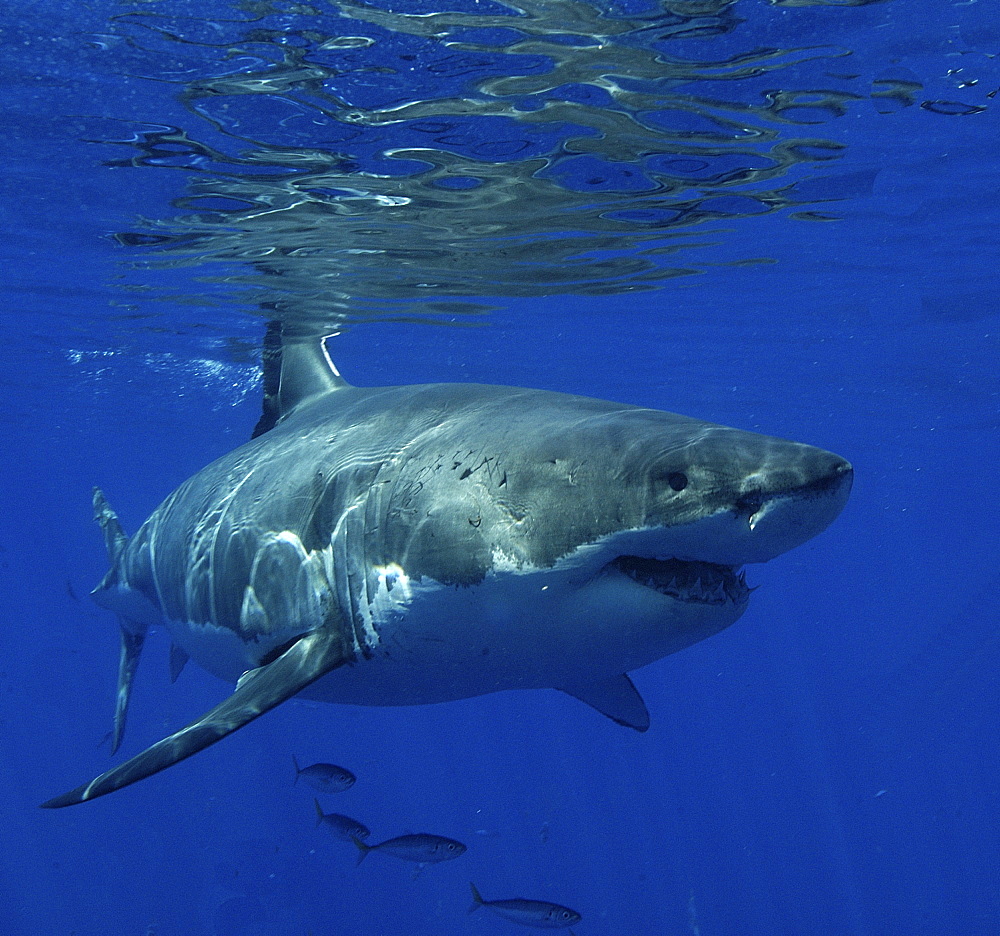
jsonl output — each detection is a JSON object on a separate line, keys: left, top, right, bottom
{"left": 91, "top": 488, "right": 148, "bottom": 755}
{"left": 109, "top": 629, "right": 145, "bottom": 754}
{"left": 41, "top": 628, "right": 350, "bottom": 808}
{"left": 93, "top": 487, "right": 128, "bottom": 564}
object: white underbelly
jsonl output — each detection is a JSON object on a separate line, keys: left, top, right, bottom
{"left": 303, "top": 574, "right": 588, "bottom": 705}
{"left": 301, "top": 565, "right": 742, "bottom": 706}
{"left": 162, "top": 533, "right": 746, "bottom": 708}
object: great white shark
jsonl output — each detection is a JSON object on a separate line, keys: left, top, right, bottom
{"left": 42, "top": 332, "right": 852, "bottom": 808}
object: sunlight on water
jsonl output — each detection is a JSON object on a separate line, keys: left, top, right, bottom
{"left": 82, "top": 0, "right": 904, "bottom": 332}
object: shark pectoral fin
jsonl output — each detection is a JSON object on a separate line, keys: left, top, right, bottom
{"left": 111, "top": 622, "right": 147, "bottom": 755}
{"left": 559, "top": 674, "right": 650, "bottom": 732}
{"left": 41, "top": 628, "right": 349, "bottom": 809}
{"left": 168, "top": 643, "right": 189, "bottom": 683}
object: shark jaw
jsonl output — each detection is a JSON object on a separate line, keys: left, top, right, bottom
{"left": 602, "top": 555, "right": 749, "bottom": 607}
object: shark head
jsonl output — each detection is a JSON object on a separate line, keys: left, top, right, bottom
{"left": 512, "top": 409, "right": 853, "bottom": 671}
{"left": 363, "top": 388, "right": 853, "bottom": 577}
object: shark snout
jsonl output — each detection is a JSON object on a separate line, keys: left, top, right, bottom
{"left": 740, "top": 452, "right": 852, "bottom": 562}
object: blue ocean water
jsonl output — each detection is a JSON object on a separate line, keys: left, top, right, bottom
{"left": 2, "top": 0, "right": 997, "bottom": 934}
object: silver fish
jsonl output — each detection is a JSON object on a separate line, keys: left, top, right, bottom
{"left": 353, "top": 832, "right": 466, "bottom": 866}
{"left": 313, "top": 799, "right": 370, "bottom": 841}
{"left": 293, "top": 755, "right": 355, "bottom": 792}
{"left": 469, "top": 882, "right": 581, "bottom": 929}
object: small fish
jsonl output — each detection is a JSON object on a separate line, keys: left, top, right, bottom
{"left": 469, "top": 882, "right": 582, "bottom": 929}
{"left": 352, "top": 832, "right": 467, "bottom": 866}
{"left": 292, "top": 755, "right": 355, "bottom": 793}
{"left": 313, "top": 798, "right": 370, "bottom": 842}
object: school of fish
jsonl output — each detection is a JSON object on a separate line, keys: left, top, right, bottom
{"left": 297, "top": 755, "right": 582, "bottom": 930}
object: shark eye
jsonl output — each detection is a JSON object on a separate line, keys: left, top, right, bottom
{"left": 666, "top": 471, "right": 688, "bottom": 492}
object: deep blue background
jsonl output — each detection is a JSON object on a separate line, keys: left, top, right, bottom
{"left": 2, "top": 1, "right": 998, "bottom": 934}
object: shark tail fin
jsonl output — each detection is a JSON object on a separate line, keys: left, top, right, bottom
{"left": 110, "top": 627, "right": 145, "bottom": 754}
{"left": 91, "top": 488, "right": 148, "bottom": 755}
{"left": 93, "top": 487, "right": 129, "bottom": 567}
{"left": 41, "top": 627, "right": 350, "bottom": 808}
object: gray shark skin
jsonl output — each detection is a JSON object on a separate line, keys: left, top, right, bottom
{"left": 42, "top": 335, "right": 852, "bottom": 808}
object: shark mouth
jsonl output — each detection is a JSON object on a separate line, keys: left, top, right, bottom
{"left": 607, "top": 556, "right": 750, "bottom": 606}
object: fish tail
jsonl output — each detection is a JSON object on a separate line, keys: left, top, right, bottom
{"left": 352, "top": 836, "right": 370, "bottom": 866}
{"left": 313, "top": 798, "right": 324, "bottom": 826}
{"left": 468, "top": 882, "right": 484, "bottom": 914}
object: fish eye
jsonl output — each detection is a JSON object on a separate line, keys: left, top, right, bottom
{"left": 666, "top": 471, "right": 688, "bottom": 492}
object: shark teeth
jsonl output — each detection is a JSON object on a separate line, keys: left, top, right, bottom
{"left": 607, "top": 556, "right": 750, "bottom": 606}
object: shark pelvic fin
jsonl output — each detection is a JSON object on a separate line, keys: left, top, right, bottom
{"left": 168, "top": 643, "right": 189, "bottom": 683}
{"left": 559, "top": 674, "right": 650, "bottom": 732}
{"left": 41, "top": 628, "right": 350, "bottom": 808}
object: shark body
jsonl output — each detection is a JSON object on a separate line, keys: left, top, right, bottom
{"left": 43, "top": 334, "right": 852, "bottom": 807}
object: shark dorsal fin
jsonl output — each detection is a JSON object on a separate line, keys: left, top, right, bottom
{"left": 278, "top": 334, "right": 348, "bottom": 414}
{"left": 253, "top": 323, "right": 349, "bottom": 438}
